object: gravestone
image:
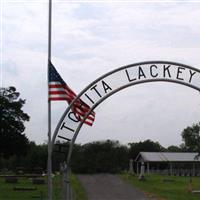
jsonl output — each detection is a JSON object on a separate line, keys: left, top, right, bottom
{"left": 5, "top": 177, "right": 18, "bottom": 183}
{"left": 138, "top": 162, "right": 145, "bottom": 181}
{"left": 32, "top": 178, "right": 45, "bottom": 184}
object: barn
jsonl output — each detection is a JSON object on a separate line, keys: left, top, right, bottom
{"left": 135, "top": 152, "right": 200, "bottom": 176}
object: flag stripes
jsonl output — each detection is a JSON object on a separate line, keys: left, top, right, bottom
{"left": 48, "top": 62, "right": 95, "bottom": 126}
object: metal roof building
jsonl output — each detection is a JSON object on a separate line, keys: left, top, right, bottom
{"left": 135, "top": 152, "right": 200, "bottom": 176}
{"left": 135, "top": 152, "right": 200, "bottom": 162}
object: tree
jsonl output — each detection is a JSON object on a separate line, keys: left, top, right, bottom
{"left": 24, "top": 142, "right": 48, "bottom": 172}
{"left": 167, "top": 145, "right": 182, "bottom": 152}
{"left": 71, "top": 140, "right": 128, "bottom": 174}
{"left": 0, "top": 86, "right": 30, "bottom": 158}
{"left": 128, "top": 139, "right": 165, "bottom": 160}
{"left": 181, "top": 122, "right": 200, "bottom": 152}
{"left": 181, "top": 123, "right": 200, "bottom": 186}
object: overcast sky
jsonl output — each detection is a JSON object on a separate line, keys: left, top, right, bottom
{"left": 2, "top": 0, "right": 200, "bottom": 147}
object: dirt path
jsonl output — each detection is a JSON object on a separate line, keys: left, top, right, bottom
{"left": 77, "top": 174, "right": 150, "bottom": 200}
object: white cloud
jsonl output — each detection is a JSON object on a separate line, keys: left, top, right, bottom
{"left": 3, "top": 1, "right": 200, "bottom": 146}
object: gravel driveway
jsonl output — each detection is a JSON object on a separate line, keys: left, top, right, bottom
{"left": 77, "top": 174, "right": 150, "bottom": 200}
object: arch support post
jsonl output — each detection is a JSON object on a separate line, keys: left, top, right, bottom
{"left": 60, "top": 162, "right": 73, "bottom": 200}
{"left": 50, "top": 61, "right": 200, "bottom": 198}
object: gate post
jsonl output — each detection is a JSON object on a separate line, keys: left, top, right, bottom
{"left": 60, "top": 162, "right": 71, "bottom": 200}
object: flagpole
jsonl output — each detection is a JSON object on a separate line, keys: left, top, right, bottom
{"left": 47, "top": 0, "right": 53, "bottom": 199}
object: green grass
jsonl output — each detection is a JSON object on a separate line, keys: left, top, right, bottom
{"left": 70, "top": 174, "right": 88, "bottom": 200}
{"left": 0, "top": 174, "right": 87, "bottom": 200}
{"left": 0, "top": 176, "right": 61, "bottom": 200}
{"left": 120, "top": 173, "right": 200, "bottom": 200}
{"left": 0, "top": 177, "right": 47, "bottom": 200}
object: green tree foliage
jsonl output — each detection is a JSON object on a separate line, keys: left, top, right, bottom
{"left": 0, "top": 143, "right": 48, "bottom": 173}
{"left": 181, "top": 122, "right": 200, "bottom": 152}
{"left": 0, "top": 138, "right": 180, "bottom": 174}
{"left": 71, "top": 140, "right": 129, "bottom": 174}
{"left": 167, "top": 145, "right": 183, "bottom": 152}
{"left": 0, "top": 86, "right": 30, "bottom": 158}
{"left": 128, "top": 139, "right": 165, "bottom": 160}
{"left": 24, "top": 142, "right": 48, "bottom": 172}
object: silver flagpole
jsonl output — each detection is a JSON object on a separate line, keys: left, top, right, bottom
{"left": 47, "top": 0, "right": 52, "bottom": 199}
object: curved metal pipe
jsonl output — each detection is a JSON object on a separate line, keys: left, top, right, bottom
{"left": 52, "top": 60, "right": 200, "bottom": 145}
{"left": 66, "top": 78, "right": 200, "bottom": 166}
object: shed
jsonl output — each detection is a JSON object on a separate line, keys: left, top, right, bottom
{"left": 135, "top": 152, "right": 200, "bottom": 176}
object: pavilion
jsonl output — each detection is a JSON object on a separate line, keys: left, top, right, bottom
{"left": 135, "top": 152, "right": 200, "bottom": 176}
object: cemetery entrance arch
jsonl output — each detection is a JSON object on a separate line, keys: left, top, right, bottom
{"left": 52, "top": 61, "right": 200, "bottom": 165}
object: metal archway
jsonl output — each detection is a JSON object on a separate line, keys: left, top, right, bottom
{"left": 52, "top": 61, "right": 200, "bottom": 166}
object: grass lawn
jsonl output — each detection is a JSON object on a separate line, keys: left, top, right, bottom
{"left": 0, "top": 176, "right": 60, "bottom": 200}
{"left": 70, "top": 174, "right": 88, "bottom": 200}
{"left": 121, "top": 173, "right": 200, "bottom": 200}
{"left": 0, "top": 174, "right": 86, "bottom": 200}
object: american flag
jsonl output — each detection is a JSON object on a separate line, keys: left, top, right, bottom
{"left": 48, "top": 62, "right": 95, "bottom": 126}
